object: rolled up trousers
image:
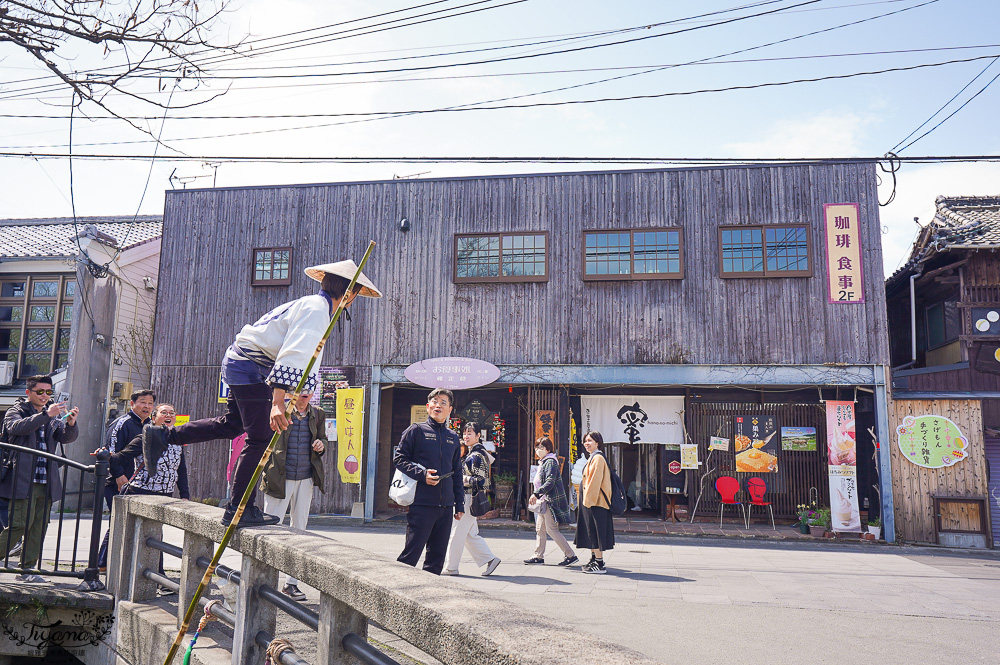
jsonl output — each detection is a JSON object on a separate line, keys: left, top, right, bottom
{"left": 170, "top": 382, "right": 272, "bottom": 508}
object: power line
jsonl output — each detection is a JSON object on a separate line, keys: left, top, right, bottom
{"left": 3, "top": 53, "right": 995, "bottom": 150}
{"left": 2, "top": 153, "right": 998, "bottom": 164}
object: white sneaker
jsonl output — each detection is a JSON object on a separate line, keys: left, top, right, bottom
{"left": 482, "top": 557, "right": 501, "bottom": 577}
{"left": 15, "top": 573, "right": 44, "bottom": 583}
{"left": 440, "top": 569, "right": 459, "bottom": 576}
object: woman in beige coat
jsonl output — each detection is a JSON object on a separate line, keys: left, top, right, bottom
{"left": 573, "top": 431, "right": 614, "bottom": 573}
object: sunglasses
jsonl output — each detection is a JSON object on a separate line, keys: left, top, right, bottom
{"left": 32, "top": 389, "right": 54, "bottom": 396}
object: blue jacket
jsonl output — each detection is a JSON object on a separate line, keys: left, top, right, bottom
{"left": 393, "top": 418, "right": 464, "bottom": 509}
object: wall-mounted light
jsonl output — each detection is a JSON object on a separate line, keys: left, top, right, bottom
{"left": 399, "top": 217, "right": 410, "bottom": 233}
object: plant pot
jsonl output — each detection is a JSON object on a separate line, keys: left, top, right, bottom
{"left": 868, "top": 525, "right": 881, "bottom": 540}
{"left": 799, "top": 522, "right": 811, "bottom": 534}
{"left": 863, "top": 532, "right": 875, "bottom": 541}
{"left": 808, "top": 525, "right": 825, "bottom": 537}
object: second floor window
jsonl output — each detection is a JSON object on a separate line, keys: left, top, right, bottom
{"left": 719, "top": 225, "right": 811, "bottom": 278}
{"left": 252, "top": 248, "right": 292, "bottom": 286}
{"left": 454, "top": 233, "right": 548, "bottom": 283}
{"left": 583, "top": 228, "right": 684, "bottom": 280}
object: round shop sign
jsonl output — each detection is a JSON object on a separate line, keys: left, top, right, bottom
{"left": 404, "top": 357, "right": 501, "bottom": 390}
{"left": 895, "top": 414, "right": 969, "bottom": 469}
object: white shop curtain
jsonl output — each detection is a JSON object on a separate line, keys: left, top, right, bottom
{"left": 580, "top": 395, "right": 685, "bottom": 445}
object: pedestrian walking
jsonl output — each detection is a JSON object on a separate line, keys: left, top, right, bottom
{"left": 523, "top": 436, "right": 577, "bottom": 567}
{"left": 0, "top": 375, "right": 79, "bottom": 582}
{"left": 394, "top": 388, "right": 464, "bottom": 575}
{"left": 442, "top": 423, "right": 500, "bottom": 576}
{"left": 575, "top": 430, "right": 614, "bottom": 574}
{"left": 141, "top": 260, "right": 381, "bottom": 527}
{"left": 259, "top": 392, "right": 327, "bottom": 601}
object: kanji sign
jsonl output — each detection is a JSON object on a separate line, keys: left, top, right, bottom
{"left": 896, "top": 415, "right": 969, "bottom": 469}
{"left": 535, "top": 410, "right": 556, "bottom": 442}
{"left": 823, "top": 203, "right": 864, "bottom": 304}
{"left": 336, "top": 387, "right": 365, "bottom": 484}
{"left": 403, "top": 357, "right": 501, "bottom": 389}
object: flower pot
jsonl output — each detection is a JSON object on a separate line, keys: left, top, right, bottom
{"left": 799, "top": 522, "right": 811, "bottom": 534}
{"left": 863, "top": 532, "right": 875, "bottom": 541}
{"left": 868, "top": 525, "right": 881, "bottom": 540}
{"left": 808, "top": 525, "right": 825, "bottom": 537}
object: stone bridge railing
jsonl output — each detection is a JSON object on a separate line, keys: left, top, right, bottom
{"left": 106, "top": 495, "right": 662, "bottom": 665}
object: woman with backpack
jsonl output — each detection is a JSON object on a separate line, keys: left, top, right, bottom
{"left": 441, "top": 423, "right": 501, "bottom": 576}
{"left": 523, "top": 436, "right": 577, "bottom": 567}
{"left": 575, "top": 430, "right": 614, "bottom": 574}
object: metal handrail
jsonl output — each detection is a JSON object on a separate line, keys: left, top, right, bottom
{"left": 0, "top": 441, "right": 107, "bottom": 590}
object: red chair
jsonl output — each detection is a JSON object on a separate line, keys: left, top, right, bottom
{"left": 746, "top": 476, "right": 775, "bottom": 530}
{"left": 714, "top": 476, "right": 745, "bottom": 528}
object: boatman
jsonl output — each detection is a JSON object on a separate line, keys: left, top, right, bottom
{"left": 142, "top": 260, "right": 381, "bottom": 526}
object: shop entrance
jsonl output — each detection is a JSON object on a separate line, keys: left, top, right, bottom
{"left": 606, "top": 444, "right": 660, "bottom": 513}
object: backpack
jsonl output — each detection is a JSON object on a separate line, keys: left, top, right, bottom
{"left": 596, "top": 453, "right": 628, "bottom": 516}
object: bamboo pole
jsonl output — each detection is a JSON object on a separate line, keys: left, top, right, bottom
{"left": 161, "top": 241, "right": 376, "bottom": 665}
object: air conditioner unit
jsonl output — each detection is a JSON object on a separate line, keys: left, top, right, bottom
{"left": 0, "top": 361, "right": 14, "bottom": 387}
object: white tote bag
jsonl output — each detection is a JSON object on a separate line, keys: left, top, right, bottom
{"left": 389, "top": 469, "right": 418, "bottom": 506}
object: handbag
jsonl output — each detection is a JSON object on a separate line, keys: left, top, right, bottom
{"left": 527, "top": 495, "right": 548, "bottom": 514}
{"left": 470, "top": 490, "right": 491, "bottom": 517}
{"left": 388, "top": 468, "right": 418, "bottom": 506}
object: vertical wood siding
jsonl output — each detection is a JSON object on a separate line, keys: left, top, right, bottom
{"left": 888, "top": 398, "right": 988, "bottom": 543}
{"left": 153, "top": 164, "right": 889, "bottom": 508}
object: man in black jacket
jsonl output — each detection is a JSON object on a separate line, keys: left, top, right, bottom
{"left": 97, "top": 388, "right": 154, "bottom": 569}
{"left": 394, "top": 388, "right": 464, "bottom": 575}
{"left": 0, "top": 375, "right": 79, "bottom": 582}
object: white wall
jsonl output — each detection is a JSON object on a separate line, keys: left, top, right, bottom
{"left": 109, "top": 238, "right": 160, "bottom": 401}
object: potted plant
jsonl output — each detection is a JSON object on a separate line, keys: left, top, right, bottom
{"left": 795, "top": 503, "right": 817, "bottom": 534}
{"left": 867, "top": 516, "right": 881, "bottom": 540}
{"left": 809, "top": 507, "right": 830, "bottom": 537}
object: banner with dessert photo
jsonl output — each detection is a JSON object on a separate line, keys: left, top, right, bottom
{"left": 826, "top": 400, "right": 862, "bottom": 532}
{"left": 733, "top": 415, "right": 779, "bottom": 474}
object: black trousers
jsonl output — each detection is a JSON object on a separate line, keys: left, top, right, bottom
{"left": 170, "top": 382, "right": 273, "bottom": 509}
{"left": 397, "top": 505, "right": 454, "bottom": 575}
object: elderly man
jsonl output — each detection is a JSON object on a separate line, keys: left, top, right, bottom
{"left": 260, "top": 391, "right": 327, "bottom": 601}
{"left": 143, "top": 260, "right": 380, "bottom": 527}
{"left": 394, "top": 388, "right": 464, "bottom": 575}
{"left": 0, "top": 375, "right": 79, "bottom": 582}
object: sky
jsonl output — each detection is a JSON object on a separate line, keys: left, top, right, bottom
{"left": 1, "top": 0, "right": 999, "bottom": 275}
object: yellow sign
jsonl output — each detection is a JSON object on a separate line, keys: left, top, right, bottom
{"left": 823, "top": 203, "right": 864, "bottom": 304}
{"left": 174, "top": 415, "right": 190, "bottom": 426}
{"left": 336, "top": 387, "right": 365, "bottom": 484}
{"left": 410, "top": 404, "right": 428, "bottom": 425}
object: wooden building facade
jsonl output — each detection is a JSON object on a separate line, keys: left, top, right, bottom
{"left": 886, "top": 195, "right": 1000, "bottom": 546}
{"left": 152, "top": 163, "right": 895, "bottom": 536}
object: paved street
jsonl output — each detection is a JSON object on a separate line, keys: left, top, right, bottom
{"left": 7, "top": 517, "right": 1000, "bottom": 664}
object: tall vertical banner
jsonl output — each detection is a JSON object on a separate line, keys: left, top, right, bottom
{"left": 336, "top": 387, "right": 365, "bottom": 484}
{"left": 824, "top": 203, "right": 864, "bottom": 304}
{"left": 826, "top": 401, "right": 861, "bottom": 532}
{"left": 535, "top": 410, "right": 556, "bottom": 443}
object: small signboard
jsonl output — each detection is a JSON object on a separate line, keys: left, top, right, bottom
{"left": 461, "top": 399, "right": 495, "bottom": 425}
{"left": 781, "top": 427, "right": 817, "bottom": 451}
{"left": 680, "top": 443, "right": 699, "bottom": 469}
{"left": 410, "top": 404, "right": 429, "bottom": 425}
{"left": 896, "top": 414, "right": 969, "bottom": 469}
{"left": 403, "top": 357, "right": 501, "bottom": 390}
{"left": 709, "top": 436, "right": 729, "bottom": 452}
{"left": 535, "top": 410, "right": 556, "bottom": 442}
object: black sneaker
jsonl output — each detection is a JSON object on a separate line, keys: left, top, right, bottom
{"left": 557, "top": 555, "right": 579, "bottom": 567}
{"left": 141, "top": 425, "right": 171, "bottom": 478}
{"left": 523, "top": 557, "right": 545, "bottom": 564}
{"left": 582, "top": 560, "right": 607, "bottom": 574}
{"left": 221, "top": 504, "right": 280, "bottom": 527}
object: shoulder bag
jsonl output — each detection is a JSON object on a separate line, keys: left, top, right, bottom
{"left": 388, "top": 468, "right": 418, "bottom": 506}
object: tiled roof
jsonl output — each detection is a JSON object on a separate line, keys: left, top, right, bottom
{"left": 886, "top": 196, "right": 1000, "bottom": 286}
{"left": 0, "top": 215, "right": 161, "bottom": 259}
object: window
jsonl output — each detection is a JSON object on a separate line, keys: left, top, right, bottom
{"left": 719, "top": 225, "right": 812, "bottom": 278}
{"left": 925, "top": 299, "right": 960, "bottom": 348}
{"left": 454, "top": 233, "right": 548, "bottom": 283}
{"left": 251, "top": 248, "right": 292, "bottom": 286}
{"left": 0, "top": 275, "right": 74, "bottom": 376}
{"left": 583, "top": 228, "right": 684, "bottom": 280}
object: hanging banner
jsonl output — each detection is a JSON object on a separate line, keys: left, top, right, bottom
{"left": 824, "top": 202, "right": 864, "bottom": 304}
{"left": 734, "top": 415, "right": 779, "bottom": 473}
{"left": 535, "top": 410, "right": 556, "bottom": 442}
{"left": 336, "top": 387, "right": 365, "bottom": 484}
{"left": 581, "top": 395, "right": 684, "bottom": 445}
{"left": 895, "top": 415, "right": 969, "bottom": 468}
{"left": 709, "top": 436, "right": 729, "bottom": 452}
{"left": 826, "top": 400, "right": 861, "bottom": 532}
